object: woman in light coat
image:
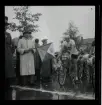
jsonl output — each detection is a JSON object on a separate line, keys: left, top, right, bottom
{"left": 17, "top": 31, "right": 35, "bottom": 86}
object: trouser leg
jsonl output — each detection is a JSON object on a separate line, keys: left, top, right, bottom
{"left": 28, "top": 75, "right": 35, "bottom": 84}
{"left": 5, "top": 79, "right": 9, "bottom": 100}
{"left": 5, "top": 78, "right": 13, "bottom": 100}
{"left": 36, "top": 69, "right": 40, "bottom": 82}
{"left": 72, "top": 59, "right": 77, "bottom": 80}
{"left": 21, "top": 76, "right": 27, "bottom": 86}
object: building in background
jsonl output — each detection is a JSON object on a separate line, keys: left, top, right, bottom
{"left": 80, "top": 38, "right": 94, "bottom": 52}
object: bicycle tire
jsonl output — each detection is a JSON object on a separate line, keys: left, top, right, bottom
{"left": 58, "top": 68, "right": 67, "bottom": 86}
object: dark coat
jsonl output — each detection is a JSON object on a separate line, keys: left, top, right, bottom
{"left": 34, "top": 43, "right": 41, "bottom": 69}
{"left": 5, "top": 32, "right": 16, "bottom": 78}
{"left": 40, "top": 59, "right": 52, "bottom": 77}
{"left": 40, "top": 45, "right": 53, "bottom": 78}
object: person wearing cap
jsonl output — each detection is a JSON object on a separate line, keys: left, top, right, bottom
{"left": 17, "top": 30, "right": 35, "bottom": 86}
{"left": 5, "top": 16, "right": 16, "bottom": 100}
{"left": 60, "top": 35, "right": 79, "bottom": 83}
{"left": 40, "top": 36, "right": 53, "bottom": 85}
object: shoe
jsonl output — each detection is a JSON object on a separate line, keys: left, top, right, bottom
{"left": 20, "top": 83, "right": 26, "bottom": 87}
{"left": 20, "top": 81, "right": 28, "bottom": 86}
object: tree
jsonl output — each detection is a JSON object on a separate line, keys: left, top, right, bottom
{"left": 8, "top": 6, "right": 42, "bottom": 33}
{"left": 63, "top": 21, "right": 79, "bottom": 40}
{"left": 61, "top": 21, "right": 83, "bottom": 50}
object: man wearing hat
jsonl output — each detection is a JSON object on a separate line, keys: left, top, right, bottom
{"left": 60, "top": 35, "right": 79, "bottom": 84}
{"left": 5, "top": 16, "right": 16, "bottom": 100}
{"left": 41, "top": 36, "right": 48, "bottom": 45}
{"left": 40, "top": 36, "right": 53, "bottom": 86}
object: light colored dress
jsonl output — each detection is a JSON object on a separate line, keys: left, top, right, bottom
{"left": 17, "top": 37, "right": 35, "bottom": 76}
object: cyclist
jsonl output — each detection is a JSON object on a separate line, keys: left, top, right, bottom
{"left": 59, "top": 35, "right": 79, "bottom": 85}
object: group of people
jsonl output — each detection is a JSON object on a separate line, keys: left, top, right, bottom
{"left": 59, "top": 35, "right": 79, "bottom": 82}
{"left": 53, "top": 34, "right": 95, "bottom": 89}
{"left": 5, "top": 16, "right": 53, "bottom": 100}
{"left": 5, "top": 15, "right": 95, "bottom": 100}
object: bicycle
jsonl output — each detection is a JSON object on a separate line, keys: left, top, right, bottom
{"left": 54, "top": 52, "right": 70, "bottom": 86}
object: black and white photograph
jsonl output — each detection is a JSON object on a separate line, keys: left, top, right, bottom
{"left": 5, "top": 6, "right": 95, "bottom": 100}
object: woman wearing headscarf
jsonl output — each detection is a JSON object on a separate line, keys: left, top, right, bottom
{"left": 17, "top": 30, "right": 35, "bottom": 86}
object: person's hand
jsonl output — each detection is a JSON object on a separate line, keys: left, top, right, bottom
{"left": 29, "top": 48, "right": 35, "bottom": 53}
{"left": 24, "top": 48, "right": 32, "bottom": 53}
{"left": 24, "top": 49, "right": 30, "bottom": 53}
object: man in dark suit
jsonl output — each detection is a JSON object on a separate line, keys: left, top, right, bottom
{"left": 34, "top": 39, "right": 41, "bottom": 85}
{"left": 5, "top": 16, "right": 16, "bottom": 100}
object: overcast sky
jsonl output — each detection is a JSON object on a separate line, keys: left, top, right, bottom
{"left": 5, "top": 6, "right": 95, "bottom": 51}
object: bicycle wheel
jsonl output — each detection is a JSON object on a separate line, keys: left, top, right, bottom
{"left": 58, "top": 68, "right": 67, "bottom": 86}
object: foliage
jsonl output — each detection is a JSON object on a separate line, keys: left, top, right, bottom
{"left": 8, "top": 6, "right": 42, "bottom": 33}
{"left": 63, "top": 21, "right": 79, "bottom": 40}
